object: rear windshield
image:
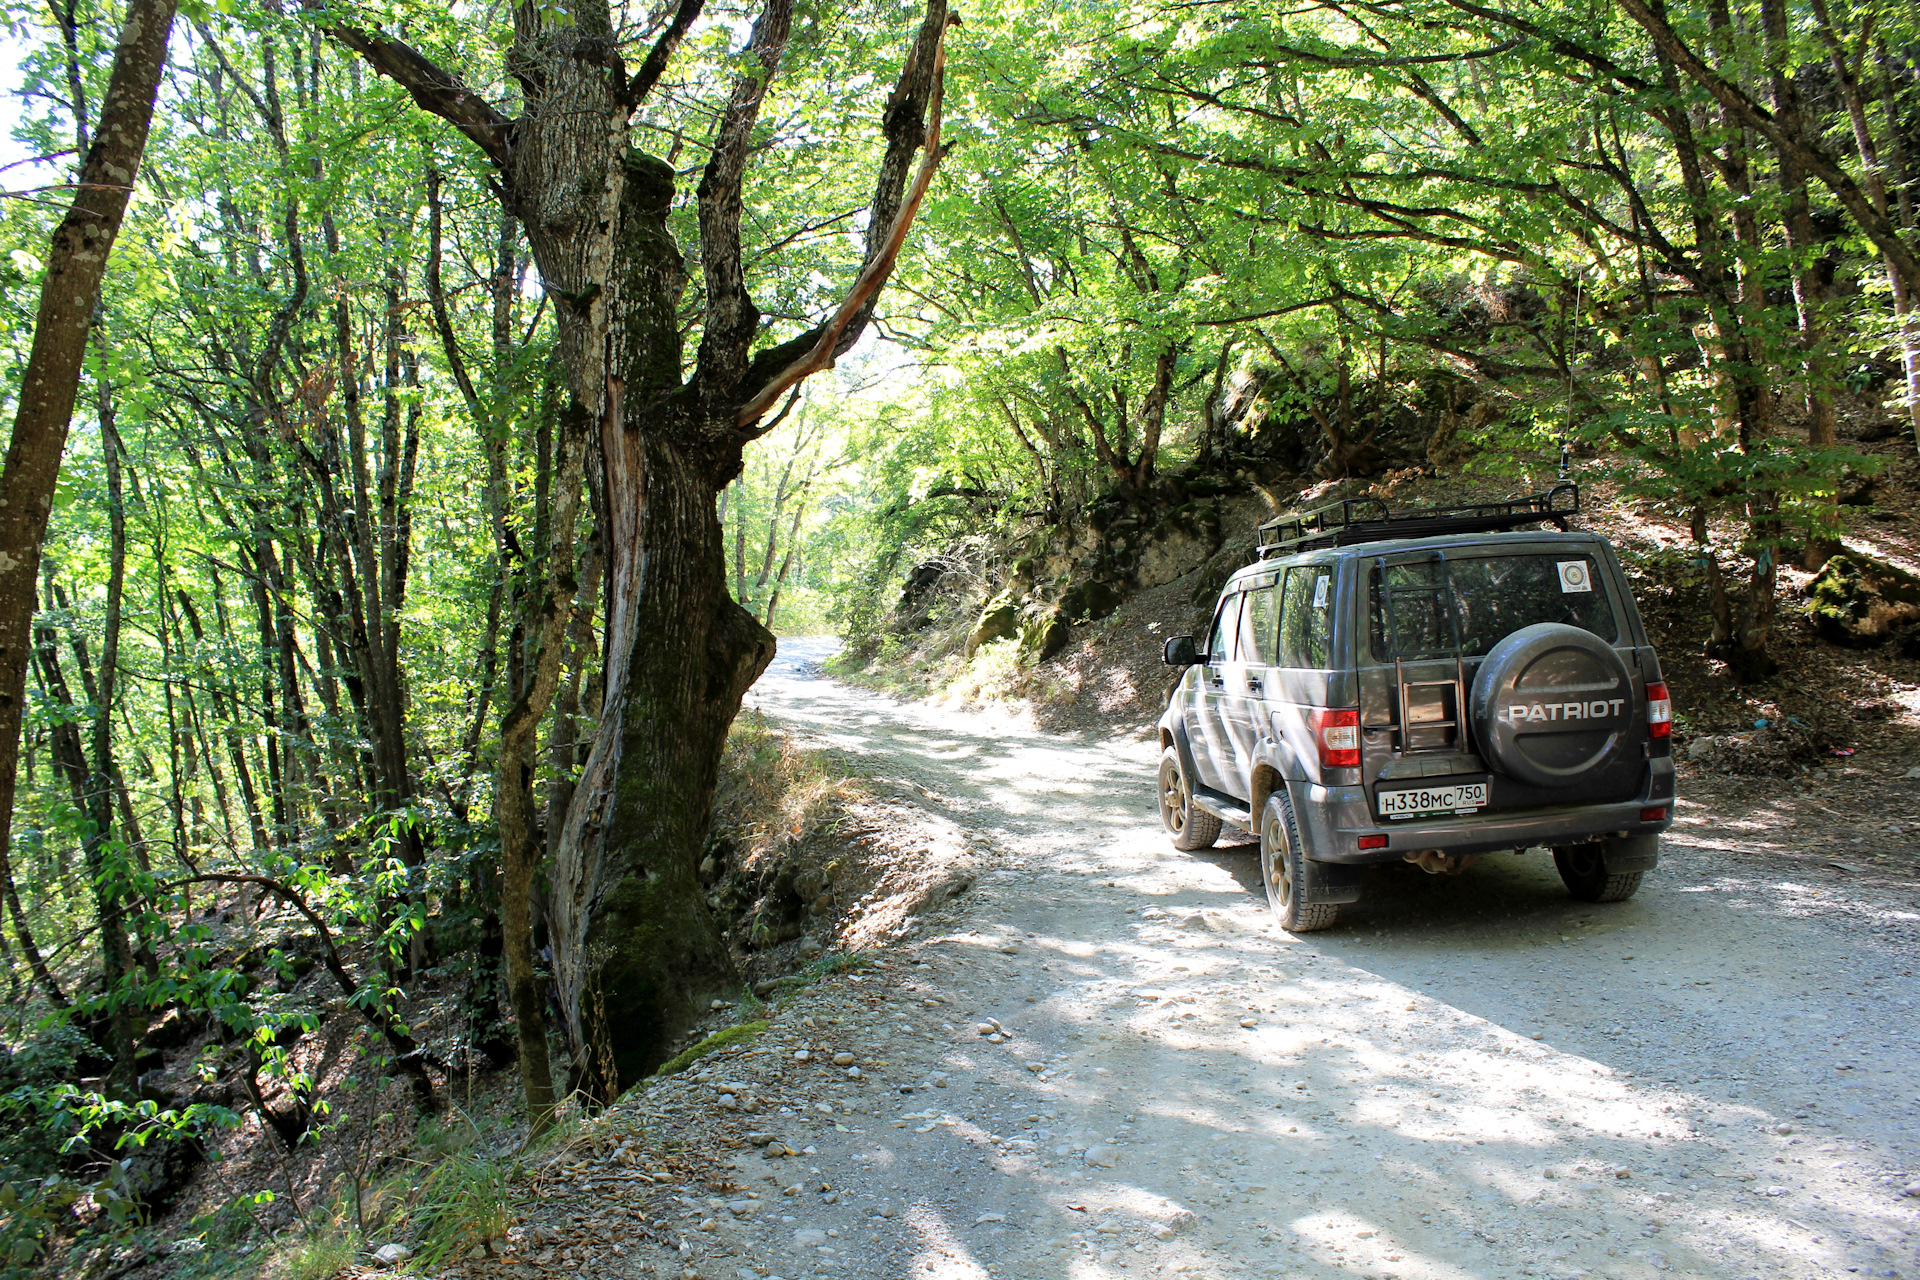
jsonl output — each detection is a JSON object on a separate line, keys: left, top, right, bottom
{"left": 1369, "top": 553, "right": 1618, "bottom": 660}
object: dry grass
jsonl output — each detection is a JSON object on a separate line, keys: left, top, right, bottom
{"left": 712, "top": 710, "right": 862, "bottom": 870}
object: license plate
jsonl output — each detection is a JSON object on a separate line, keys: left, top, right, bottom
{"left": 1376, "top": 782, "right": 1488, "bottom": 820}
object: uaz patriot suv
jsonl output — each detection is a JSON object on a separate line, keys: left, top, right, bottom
{"left": 1156, "top": 485, "right": 1674, "bottom": 932}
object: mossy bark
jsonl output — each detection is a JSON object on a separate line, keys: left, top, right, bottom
{"left": 547, "top": 430, "right": 771, "bottom": 1096}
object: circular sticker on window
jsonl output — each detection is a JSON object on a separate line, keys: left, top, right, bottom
{"left": 1557, "top": 560, "right": 1592, "bottom": 593}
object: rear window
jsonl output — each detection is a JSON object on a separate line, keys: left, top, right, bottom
{"left": 1369, "top": 553, "right": 1618, "bottom": 660}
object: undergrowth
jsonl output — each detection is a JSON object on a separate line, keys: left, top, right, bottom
{"left": 411, "top": 1152, "right": 511, "bottom": 1265}
{"left": 712, "top": 712, "right": 862, "bottom": 864}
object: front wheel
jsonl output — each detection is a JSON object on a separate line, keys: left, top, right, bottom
{"left": 1158, "top": 747, "right": 1220, "bottom": 851}
{"left": 1552, "top": 845, "right": 1643, "bottom": 903}
{"left": 1260, "top": 794, "right": 1338, "bottom": 932}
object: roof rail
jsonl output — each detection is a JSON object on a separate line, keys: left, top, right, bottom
{"left": 1255, "top": 482, "right": 1580, "bottom": 558}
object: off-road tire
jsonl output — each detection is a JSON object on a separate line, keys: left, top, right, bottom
{"left": 1159, "top": 747, "right": 1221, "bottom": 851}
{"left": 1261, "top": 793, "right": 1339, "bottom": 932}
{"left": 1552, "top": 845, "right": 1643, "bottom": 903}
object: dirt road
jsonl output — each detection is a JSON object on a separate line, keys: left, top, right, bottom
{"left": 654, "top": 638, "right": 1919, "bottom": 1280}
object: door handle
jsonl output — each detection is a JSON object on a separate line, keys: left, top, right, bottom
{"left": 1207, "top": 670, "right": 1225, "bottom": 687}
{"left": 1246, "top": 677, "right": 1263, "bottom": 694}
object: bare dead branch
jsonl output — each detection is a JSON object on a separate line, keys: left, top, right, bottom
{"left": 734, "top": 10, "right": 958, "bottom": 427}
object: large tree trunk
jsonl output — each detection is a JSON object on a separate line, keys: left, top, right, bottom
{"left": 0, "top": 0, "right": 176, "bottom": 1016}
{"left": 549, "top": 432, "right": 771, "bottom": 1094}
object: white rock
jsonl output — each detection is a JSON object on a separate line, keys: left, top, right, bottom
{"left": 1150, "top": 1224, "right": 1176, "bottom": 1241}
{"left": 974, "top": 1212, "right": 1005, "bottom": 1224}
{"left": 1025, "top": 1061, "right": 1046, "bottom": 1073}
{"left": 372, "top": 1243, "right": 411, "bottom": 1267}
{"left": 976, "top": 1023, "right": 998, "bottom": 1037}
{"left": 1239, "top": 1017, "right": 1258, "bottom": 1029}
{"left": 793, "top": 1228, "right": 828, "bottom": 1247}
{"left": 832, "top": 1052, "right": 856, "bottom": 1066}
{"left": 1083, "top": 1145, "right": 1117, "bottom": 1168}
{"left": 845, "top": 1066, "right": 862, "bottom": 1078}
{"left": 794, "top": 1049, "right": 811, "bottom": 1061}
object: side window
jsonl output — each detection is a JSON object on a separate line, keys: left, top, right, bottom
{"left": 1207, "top": 594, "right": 1238, "bottom": 662}
{"left": 1279, "top": 566, "right": 1334, "bottom": 668}
{"left": 1241, "top": 587, "right": 1278, "bottom": 665}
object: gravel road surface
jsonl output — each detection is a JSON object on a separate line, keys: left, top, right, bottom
{"left": 651, "top": 638, "right": 1920, "bottom": 1280}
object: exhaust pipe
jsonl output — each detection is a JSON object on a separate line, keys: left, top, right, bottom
{"left": 1403, "top": 849, "right": 1478, "bottom": 876}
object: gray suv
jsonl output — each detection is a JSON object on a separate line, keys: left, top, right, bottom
{"left": 1157, "top": 485, "right": 1674, "bottom": 932}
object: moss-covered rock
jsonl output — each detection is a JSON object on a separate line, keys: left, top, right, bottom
{"left": 1136, "top": 502, "right": 1223, "bottom": 588}
{"left": 1059, "top": 579, "right": 1125, "bottom": 624}
{"left": 1806, "top": 552, "right": 1920, "bottom": 646}
{"left": 966, "top": 594, "right": 1021, "bottom": 657}
{"left": 1018, "top": 605, "right": 1072, "bottom": 662}
{"left": 652, "top": 1021, "right": 767, "bottom": 1078}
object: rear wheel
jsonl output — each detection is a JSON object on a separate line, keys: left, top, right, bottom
{"left": 1260, "top": 794, "right": 1339, "bottom": 932}
{"left": 1552, "top": 845, "right": 1643, "bottom": 902}
{"left": 1158, "top": 747, "right": 1220, "bottom": 851}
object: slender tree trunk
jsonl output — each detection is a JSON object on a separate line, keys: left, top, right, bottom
{"left": 90, "top": 396, "right": 143, "bottom": 1082}
{"left": 1875, "top": 39, "right": 1920, "bottom": 448}
{"left": 0, "top": 0, "right": 178, "bottom": 1015}
{"left": 1760, "top": 0, "right": 1838, "bottom": 569}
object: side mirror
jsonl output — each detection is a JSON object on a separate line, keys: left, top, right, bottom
{"left": 1163, "top": 635, "right": 1198, "bottom": 667}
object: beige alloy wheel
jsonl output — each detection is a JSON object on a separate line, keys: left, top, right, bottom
{"left": 1260, "top": 793, "right": 1338, "bottom": 932}
{"left": 1158, "top": 747, "right": 1220, "bottom": 851}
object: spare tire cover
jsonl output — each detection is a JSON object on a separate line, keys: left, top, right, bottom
{"left": 1470, "top": 622, "right": 1633, "bottom": 787}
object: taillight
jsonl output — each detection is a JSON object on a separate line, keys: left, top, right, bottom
{"left": 1312, "top": 708, "right": 1360, "bottom": 769}
{"left": 1645, "top": 681, "right": 1671, "bottom": 739}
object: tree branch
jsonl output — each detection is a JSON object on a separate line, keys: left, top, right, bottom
{"left": 693, "top": 0, "right": 798, "bottom": 393}
{"left": 734, "top": 10, "right": 967, "bottom": 427}
{"left": 625, "top": 0, "right": 707, "bottom": 108}
{"left": 307, "top": 7, "right": 512, "bottom": 168}
{"left": 1613, "top": 0, "right": 1920, "bottom": 288}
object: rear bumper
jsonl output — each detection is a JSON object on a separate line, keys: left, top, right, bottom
{"left": 1290, "top": 758, "right": 1675, "bottom": 865}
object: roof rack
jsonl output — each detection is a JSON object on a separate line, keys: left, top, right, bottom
{"left": 1255, "top": 482, "right": 1580, "bottom": 558}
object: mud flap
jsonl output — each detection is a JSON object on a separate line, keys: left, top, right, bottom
{"left": 1301, "top": 858, "right": 1364, "bottom": 905}
{"left": 1602, "top": 834, "right": 1660, "bottom": 873}
{"left": 1172, "top": 721, "right": 1202, "bottom": 796}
